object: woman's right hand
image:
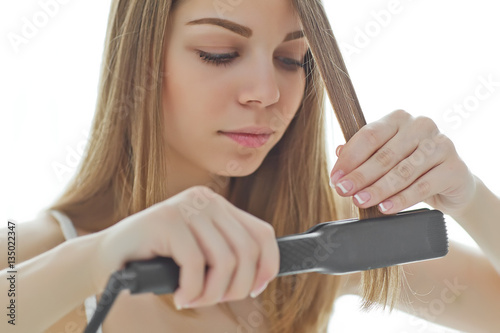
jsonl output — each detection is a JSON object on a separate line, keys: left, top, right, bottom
{"left": 93, "top": 186, "right": 280, "bottom": 309}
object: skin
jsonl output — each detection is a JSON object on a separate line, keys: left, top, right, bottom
{"left": 161, "top": 0, "right": 309, "bottom": 199}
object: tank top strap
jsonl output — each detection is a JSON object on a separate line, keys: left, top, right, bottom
{"left": 47, "top": 209, "right": 78, "bottom": 240}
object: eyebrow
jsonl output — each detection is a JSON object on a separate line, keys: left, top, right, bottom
{"left": 186, "top": 18, "right": 305, "bottom": 42}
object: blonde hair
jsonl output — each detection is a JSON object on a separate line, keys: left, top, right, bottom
{"left": 46, "top": 0, "right": 401, "bottom": 332}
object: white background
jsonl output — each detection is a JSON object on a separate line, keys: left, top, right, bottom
{"left": 1, "top": 1, "right": 499, "bottom": 332}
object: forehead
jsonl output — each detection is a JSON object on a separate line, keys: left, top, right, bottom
{"left": 172, "top": 0, "right": 303, "bottom": 34}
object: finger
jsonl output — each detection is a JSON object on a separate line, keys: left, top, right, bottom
{"left": 376, "top": 163, "right": 452, "bottom": 214}
{"left": 351, "top": 139, "right": 443, "bottom": 207}
{"left": 333, "top": 130, "right": 420, "bottom": 197}
{"left": 180, "top": 216, "right": 235, "bottom": 307}
{"left": 332, "top": 113, "right": 443, "bottom": 196}
{"left": 330, "top": 111, "right": 407, "bottom": 182}
{"left": 224, "top": 203, "right": 279, "bottom": 295}
{"left": 210, "top": 208, "right": 261, "bottom": 301}
{"left": 166, "top": 218, "right": 207, "bottom": 309}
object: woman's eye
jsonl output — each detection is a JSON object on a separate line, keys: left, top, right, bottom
{"left": 196, "top": 50, "right": 304, "bottom": 71}
{"left": 276, "top": 56, "right": 305, "bottom": 71}
{"left": 196, "top": 50, "right": 237, "bottom": 67}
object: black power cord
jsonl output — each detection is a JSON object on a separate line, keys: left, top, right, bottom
{"left": 84, "top": 257, "right": 185, "bottom": 333}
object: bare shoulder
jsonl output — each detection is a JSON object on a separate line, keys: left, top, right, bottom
{"left": 0, "top": 211, "right": 67, "bottom": 269}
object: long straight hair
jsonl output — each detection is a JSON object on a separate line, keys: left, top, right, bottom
{"left": 291, "top": 0, "right": 402, "bottom": 313}
{"left": 45, "top": 0, "right": 401, "bottom": 332}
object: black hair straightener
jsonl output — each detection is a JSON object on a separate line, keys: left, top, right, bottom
{"left": 83, "top": 208, "right": 448, "bottom": 333}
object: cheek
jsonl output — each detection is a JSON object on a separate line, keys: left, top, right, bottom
{"left": 162, "top": 54, "right": 228, "bottom": 132}
{"left": 278, "top": 73, "right": 306, "bottom": 125}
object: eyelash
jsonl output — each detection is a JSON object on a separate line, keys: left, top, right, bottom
{"left": 196, "top": 50, "right": 305, "bottom": 71}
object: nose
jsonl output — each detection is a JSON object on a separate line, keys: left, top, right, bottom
{"left": 238, "top": 54, "right": 281, "bottom": 107}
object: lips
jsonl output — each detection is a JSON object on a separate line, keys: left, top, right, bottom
{"left": 219, "top": 132, "right": 272, "bottom": 148}
{"left": 222, "top": 126, "right": 274, "bottom": 135}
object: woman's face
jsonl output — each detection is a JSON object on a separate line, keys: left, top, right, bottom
{"left": 162, "top": 0, "right": 309, "bottom": 178}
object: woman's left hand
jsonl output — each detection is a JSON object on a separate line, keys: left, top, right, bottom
{"left": 330, "top": 109, "right": 477, "bottom": 217}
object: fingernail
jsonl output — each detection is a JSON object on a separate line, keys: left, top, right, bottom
{"left": 336, "top": 179, "right": 353, "bottom": 194}
{"left": 336, "top": 145, "right": 343, "bottom": 157}
{"left": 354, "top": 191, "right": 371, "bottom": 205}
{"left": 174, "top": 299, "right": 183, "bottom": 310}
{"left": 250, "top": 282, "right": 268, "bottom": 298}
{"left": 330, "top": 170, "right": 345, "bottom": 186}
{"left": 379, "top": 200, "right": 394, "bottom": 212}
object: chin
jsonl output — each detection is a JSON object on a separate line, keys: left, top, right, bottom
{"left": 214, "top": 153, "right": 267, "bottom": 178}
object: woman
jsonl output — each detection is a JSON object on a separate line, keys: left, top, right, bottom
{"left": 1, "top": 0, "right": 499, "bottom": 332}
